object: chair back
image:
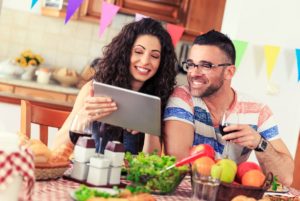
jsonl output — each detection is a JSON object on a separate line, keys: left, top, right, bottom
{"left": 20, "top": 100, "right": 70, "bottom": 145}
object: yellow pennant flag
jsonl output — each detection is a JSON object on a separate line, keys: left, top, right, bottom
{"left": 264, "top": 45, "right": 280, "bottom": 80}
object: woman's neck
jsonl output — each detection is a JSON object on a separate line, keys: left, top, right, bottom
{"left": 131, "top": 80, "right": 144, "bottom": 91}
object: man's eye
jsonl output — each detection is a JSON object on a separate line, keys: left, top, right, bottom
{"left": 201, "top": 63, "right": 212, "bottom": 68}
{"left": 187, "top": 62, "right": 195, "bottom": 67}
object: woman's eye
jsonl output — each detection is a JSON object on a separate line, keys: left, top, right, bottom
{"left": 151, "top": 54, "right": 160, "bottom": 59}
{"left": 134, "top": 50, "right": 143, "bottom": 54}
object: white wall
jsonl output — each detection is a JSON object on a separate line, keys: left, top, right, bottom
{"left": 3, "top": 0, "right": 41, "bottom": 13}
{"left": 0, "top": 102, "right": 58, "bottom": 148}
{"left": 222, "top": 0, "right": 300, "bottom": 159}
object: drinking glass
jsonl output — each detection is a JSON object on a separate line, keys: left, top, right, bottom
{"left": 69, "top": 114, "right": 93, "bottom": 145}
{"left": 191, "top": 164, "right": 220, "bottom": 201}
{"left": 219, "top": 110, "right": 239, "bottom": 158}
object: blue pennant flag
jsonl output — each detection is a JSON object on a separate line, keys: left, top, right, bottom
{"left": 31, "top": 0, "right": 38, "bottom": 9}
{"left": 296, "top": 49, "right": 300, "bottom": 82}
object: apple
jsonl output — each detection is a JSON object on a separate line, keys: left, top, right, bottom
{"left": 211, "top": 158, "right": 237, "bottom": 183}
{"left": 189, "top": 144, "right": 215, "bottom": 160}
{"left": 236, "top": 161, "right": 261, "bottom": 182}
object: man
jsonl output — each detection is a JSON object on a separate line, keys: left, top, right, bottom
{"left": 164, "top": 30, "right": 294, "bottom": 186}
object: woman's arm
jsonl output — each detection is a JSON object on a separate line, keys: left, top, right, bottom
{"left": 52, "top": 81, "right": 91, "bottom": 150}
{"left": 143, "top": 134, "right": 161, "bottom": 154}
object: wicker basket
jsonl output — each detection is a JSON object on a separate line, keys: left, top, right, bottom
{"left": 35, "top": 162, "right": 70, "bottom": 181}
{"left": 216, "top": 172, "right": 273, "bottom": 201}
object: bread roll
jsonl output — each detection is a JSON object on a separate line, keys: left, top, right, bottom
{"left": 29, "top": 139, "right": 52, "bottom": 164}
{"left": 49, "top": 142, "right": 74, "bottom": 164}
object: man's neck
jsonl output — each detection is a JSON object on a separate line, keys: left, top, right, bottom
{"left": 202, "top": 87, "right": 235, "bottom": 126}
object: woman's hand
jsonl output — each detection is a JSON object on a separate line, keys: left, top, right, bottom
{"left": 79, "top": 95, "right": 118, "bottom": 122}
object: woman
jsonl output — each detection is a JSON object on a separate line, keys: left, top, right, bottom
{"left": 52, "top": 18, "right": 177, "bottom": 155}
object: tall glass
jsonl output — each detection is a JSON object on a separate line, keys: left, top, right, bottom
{"left": 219, "top": 110, "right": 239, "bottom": 158}
{"left": 69, "top": 114, "right": 93, "bottom": 145}
{"left": 191, "top": 164, "right": 220, "bottom": 201}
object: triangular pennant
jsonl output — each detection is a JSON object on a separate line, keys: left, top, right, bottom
{"left": 135, "top": 13, "right": 149, "bottom": 22}
{"left": 264, "top": 45, "right": 280, "bottom": 80}
{"left": 99, "top": 1, "right": 120, "bottom": 37}
{"left": 233, "top": 40, "right": 248, "bottom": 68}
{"left": 0, "top": 0, "right": 3, "bottom": 15}
{"left": 65, "top": 0, "right": 84, "bottom": 24}
{"left": 31, "top": 0, "right": 38, "bottom": 9}
{"left": 295, "top": 49, "right": 300, "bottom": 82}
{"left": 166, "top": 23, "right": 185, "bottom": 47}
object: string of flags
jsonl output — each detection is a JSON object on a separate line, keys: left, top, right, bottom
{"left": 27, "top": 0, "right": 300, "bottom": 82}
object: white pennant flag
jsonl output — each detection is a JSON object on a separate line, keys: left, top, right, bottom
{"left": 0, "top": 0, "right": 3, "bottom": 15}
{"left": 135, "top": 13, "right": 149, "bottom": 22}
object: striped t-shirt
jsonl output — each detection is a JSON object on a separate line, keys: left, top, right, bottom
{"left": 164, "top": 85, "right": 279, "bottom": 163}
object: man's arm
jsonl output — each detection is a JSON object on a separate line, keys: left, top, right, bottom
{"left": 255, "top": 138, "right": 294, "bottom": 186}
{"left": 164, "top": 120, "right": 194, "bottom": 160}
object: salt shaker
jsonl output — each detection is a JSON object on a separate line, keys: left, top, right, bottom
{"left": 86, "top": 156, "right": 110, "bottom": 186}
{"left": 73, "top": 137, "right": 96, "bottom": 162}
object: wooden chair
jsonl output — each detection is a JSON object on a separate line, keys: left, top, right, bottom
{"left": 292, "top": 130, "right": 300, "bottom": 189}
{"left": 20, "top": 100, "right": 70, "bottom": 146}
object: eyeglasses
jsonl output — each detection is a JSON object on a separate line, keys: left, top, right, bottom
{"left": 182, "top": 60, "right": 232, "bottom": 73}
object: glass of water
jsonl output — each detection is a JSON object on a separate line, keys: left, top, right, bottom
{"left": 191, "top": 165, "right": 220, "bottom": 201}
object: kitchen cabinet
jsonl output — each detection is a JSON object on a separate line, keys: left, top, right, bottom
{"left": 14, "top": 86, "right": 67, "bottom": 101}
{"left": 115, "top": 0, "right": 189, "bottom": 24}
{"left": 183, "top": 0, "right": 226, "bottom": 41}
{"left": 0, "top": 78, "right": 79, "bottom": 110}
{"left": 0, "top": 83, "right": 14, "bottom": 93}
{"left": 41, "top": 0, "right": 226, "bottom": 41}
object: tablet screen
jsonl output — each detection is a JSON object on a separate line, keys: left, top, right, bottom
{"left": 93, "top": 81, "right": 161, "bottom": 136}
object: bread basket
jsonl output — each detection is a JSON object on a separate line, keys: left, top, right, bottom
{"left": 216, "top": 172, "right": 273, "bottom": 201}
{"left": 35, "top": 162, "right": 70, "bottom": 181}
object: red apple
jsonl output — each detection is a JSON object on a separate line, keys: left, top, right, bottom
{"left": 189, "top": 144, "right": 215, "bottom": 160}
{"left": 236, "top": 161, "right": 262, "bottom": 182}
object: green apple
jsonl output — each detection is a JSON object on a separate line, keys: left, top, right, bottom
{"left": 211, "top": 159, "right": 237, "bottom": 183}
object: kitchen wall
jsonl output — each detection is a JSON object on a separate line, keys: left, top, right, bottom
{"left": 222, "top": 0, "right": 300, "bottom": 159}
{"left": 0, "top": 0, "right": 134, "bottom": 73}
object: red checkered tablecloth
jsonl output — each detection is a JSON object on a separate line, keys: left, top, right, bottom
{"left": 21, "top": 177, "right": 191, "bottom": 201}
{"left": 0, "top": 145, "right": 35, "bottom": 201}
{"left": 21, "top": 174, "right": 300, "bottom": 201}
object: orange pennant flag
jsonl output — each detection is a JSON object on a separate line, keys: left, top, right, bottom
{"left": 264, "top": 45, "right": 280, "bottom": 80}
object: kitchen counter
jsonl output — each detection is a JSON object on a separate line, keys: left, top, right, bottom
{"left": 0, "top": 77, "right": 79, "bottom": 95}
{"left": 0, "top": 77, "right": 80, "bottom": 110}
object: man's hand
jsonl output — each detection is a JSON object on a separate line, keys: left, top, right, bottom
{"left": 222, "top": 124, "right": 261, "bottom": 150}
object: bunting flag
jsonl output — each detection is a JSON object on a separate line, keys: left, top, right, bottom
{"left": 99, "top": 1, "right": 120, "bottom": 37}
{"left": 135, "top": 13, "right": 149, "bottom": 22}
{"left": 166, "top": 23, "right": 185, "bottom": 47}
{"left": 31, "top": 0, "right": 38, "bottom": 9}
{"left": 65, "top": 0, "right": 84, "bottom": 24}
{"left": 295, "top": 49, "right": 300, "bottom": 81}
{"left": 233, "top": 40, "right": 248, "bottom": 68}
{"left": 264, "top": 45, "right": 280, "bottom": 80}
{"left": 0, "top": 0, "right": 2, "bottom": 15}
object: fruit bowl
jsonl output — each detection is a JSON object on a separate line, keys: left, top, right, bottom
{"left": 216, "top": 172, "right": 273, "bottom": 201}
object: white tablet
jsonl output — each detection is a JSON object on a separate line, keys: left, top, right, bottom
{"left": 93, "top": 81, "right": 161, "bottom": 136}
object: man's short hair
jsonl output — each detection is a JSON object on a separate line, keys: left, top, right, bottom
{"left": 193, "top": 30, "right": 236, "bottom": 65}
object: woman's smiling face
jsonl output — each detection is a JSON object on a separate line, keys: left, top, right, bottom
{"left": 129, "top": 34, "right": 161, "bottom": 91}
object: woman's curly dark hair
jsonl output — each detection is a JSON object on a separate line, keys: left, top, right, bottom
{"left": 94, "top": 18, "right": 177, "bottom": 114}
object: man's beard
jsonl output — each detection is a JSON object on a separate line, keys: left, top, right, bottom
{"left": 189, "top": 75, "right": 224, "bottom": 98}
